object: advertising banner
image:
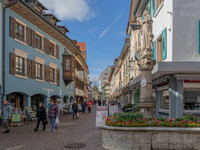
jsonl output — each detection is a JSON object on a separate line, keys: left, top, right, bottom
{"left": 96, "top": 106, "right": 108, "bottom": 128}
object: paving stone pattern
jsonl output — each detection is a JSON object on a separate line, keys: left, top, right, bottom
{"left": 0, "top": 107, "right": 103, "bottom": 150}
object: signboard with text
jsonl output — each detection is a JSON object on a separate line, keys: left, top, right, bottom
{"left": 96, "top": 106, "right": 108, "bottom": 128}
{"left": 109, "top": 105, "right": 118, "bottom": 116}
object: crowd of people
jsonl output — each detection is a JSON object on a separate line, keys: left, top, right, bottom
{"left": 1, "top": 99, "right": 95, "bottom": 134}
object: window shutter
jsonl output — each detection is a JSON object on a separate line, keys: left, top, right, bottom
{"left": 27, "top": 59, "right": 32, "bottom": 78}
{"left": 10, "top": 53, "right": 16, "bottom": 75}
{"left": 56, "top": 45, "right": 59, "bottom": 59}
{"left": 26, "top": 27, "right": 32, "bottom": 46}
{"left": 199, "top": 21, "right": 200, "bottom": 54}
{"left": 32, "top": 30, "right": 36, "bottom": 48}
{"left": 44, "top": 37, "right": 49, "bottom": 55}
{"left": 44, "top": 65, "right": 49, "bottom": 82}
{"left": 56, "top": 69, "right": 60, "bottom": 85}
{"left": 141, "top": 14, "right": 144, "bottom": 20}
{"left": 71, "top": 57, "right": 75, "bottom": 73}
{"left": 162, "top": 28, "right": 167, "bottom": 60}
{"left": 9, "top": 16, "right": 15, "bottom": 38}
{"left": 31, "top": 60, "right": 36, "bottom": 79}
{"left": 147, "top": 0, "right": 151, "bottom": 16}
{"left": 152, "top": 0, "right": 155, "bottom": 16}
{"left": 152, "top": 41, "right": 156, "bottom": 60}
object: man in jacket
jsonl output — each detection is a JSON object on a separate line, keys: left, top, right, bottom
{"left": 81, "top": 100, "right": 86, "bottom": 113}
{"left": 48, "top": 100, "right": 59, "bottom": 132}
{"left": 72, "top": 101, "right": 78, "bottom": 119}
{"left": 2, "top": 100, "right": 12, "bottom": 134}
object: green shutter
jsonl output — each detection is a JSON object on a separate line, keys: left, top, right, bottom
{"left": 152, "top": 0, "right": 155, "bottom": 17}
{"left": 142, "top": 14, "right": 144, "bottom": 20}
{"left": 147, "top": 0, "right": 151, "bottom": 16}
{"left": 199, "top": 21, "right": 200, "bottom": 54}
{"left": 152, "top": 41, "right": 156, "bottom": 60}
{"left": 162, "top": 28, "right": 167, "bottom": 60}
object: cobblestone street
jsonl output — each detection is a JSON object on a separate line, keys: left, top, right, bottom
{"left": 0, "top": 107, "right": 102, "bottom": 150}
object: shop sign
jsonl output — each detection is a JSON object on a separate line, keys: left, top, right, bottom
{"left": 12, "top": 108, "right": 21, "bottom": 123}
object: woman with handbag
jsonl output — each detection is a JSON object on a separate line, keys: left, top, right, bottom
{"left": 34, "top": 102, "right": 47, "bottom": 132}
{"left": 48, "top": 100, "right": 59, "bottom": 132}
{"left": 86, "top": 101, "right": 92, "bottom": 113}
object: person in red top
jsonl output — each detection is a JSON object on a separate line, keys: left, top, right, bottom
{"left": 86, "top": 101, "right": 92, "bottom": 113}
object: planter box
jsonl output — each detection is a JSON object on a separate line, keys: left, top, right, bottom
{"left": 102, "top": 126, "right": 200, "bottom": 150}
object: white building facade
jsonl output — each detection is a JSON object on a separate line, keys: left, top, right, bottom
{"left": 129, "top": 0, "right": 200, "bottom": 118}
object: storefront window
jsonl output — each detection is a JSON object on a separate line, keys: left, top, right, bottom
{"left": 159, "top": 90, "right": 169, "bottom": 109}
{"left": 184, "top": 89, "right": 200, "bottom": 110}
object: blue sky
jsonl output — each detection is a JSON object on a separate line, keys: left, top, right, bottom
{"left": 40, "top": 0, "right": 131, "bottom": 85}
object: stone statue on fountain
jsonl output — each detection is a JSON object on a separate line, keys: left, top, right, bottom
{"left": 137, "top": 9, "right": 155, "bottom": 117}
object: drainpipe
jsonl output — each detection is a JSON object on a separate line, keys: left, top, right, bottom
{"left": 2, "top": 1, "right": 18, "bottom": 102}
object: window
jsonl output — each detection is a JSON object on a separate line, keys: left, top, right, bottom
{"left": 184, "top": 89, "right": 200, "bottom": 110}
{"left": 157, "top": 0, "right": 163, "bottom": 9}
{"left": 36, "top": 63, "right": 43, "bottom": 80}
{"left": 35, "top": 6, "right": 42, "bottom": 15}
{"left": 15, "top": 22, "right": 24, "bottom": 42}
{"left": 34, "top": 34, "right": 42, "bottom": 50}
{"left": 65, "top": 59, "right": 70, "bottom": 71}
{"left": 49, "top": 68, "right": 55, "bottom": 82}
{"left": 51, "top": 20, "right": 56, "bottom": 26}
{"left": 49, "top": 42, "right": 55, "bottom": 56}
{"left": 159, "top": 89, "right": 169, "bottom": 109}
{"left": 16, "top": 56, "right": 25, "bottom": 76}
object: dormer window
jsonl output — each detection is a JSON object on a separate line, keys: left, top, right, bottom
{"left": 51, "top": 19, "right": 56, "bottom": 26}
{"left": 34, "top": 6, "right": 42, "bottom": 15}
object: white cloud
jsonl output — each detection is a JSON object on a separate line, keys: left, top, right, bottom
{"left": 89, "top": 74, "right": 99, "bottom": 86}
{"left": 40, "top": 0, "right": 96, "bottom": 22}
{"left": 96, "top": 13, "right": 123, "bottom": 43}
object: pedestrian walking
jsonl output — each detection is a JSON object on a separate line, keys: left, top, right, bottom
{"left": 72, "top": 101, "right": 78, "bottom": 119}
{"left": 81, "top": 100, "right": 86, "bottom": 113}
{"left": 86, "top": 101, "right": 92, "bottom": 113}
{"left": 98, "top": 100, "right": 101, "bottom": 106}
{"left": 34, "top": 102, "right": 47, "bottom": 132}
{"left": 48, "top": 100, "right": 59, "bottom": 132}
{"left": 1, "top": 100, "right": 12, "bottom": 134}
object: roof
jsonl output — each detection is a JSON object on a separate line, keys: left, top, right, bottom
{"left": 77, "top": 42, "right": 86, "bottom": 52}
{"left": 119, "top": 37, "right": 130, "bottom": 60}
{"left": 57, "top": 25, "right": 69, "bottom": 33}
{"left": 37, "top": 1, "right": 47, "bottom": 10}
{"left": 43, "top": 13, "right": 60, "bottom": 22}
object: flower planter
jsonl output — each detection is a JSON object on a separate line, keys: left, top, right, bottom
{"left": 101, "top": 125, "right": 200, "bottom": 150}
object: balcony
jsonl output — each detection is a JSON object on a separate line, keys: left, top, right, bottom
{"left": 63, "top": 54, "right": 74, "bottom": 85}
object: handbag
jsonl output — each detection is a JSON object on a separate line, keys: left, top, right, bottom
{"left": 55, "top": 117, "right": 59, "bottom": 124}
{"left": 43, "top": 120, "right": 48, "bottom": 125}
